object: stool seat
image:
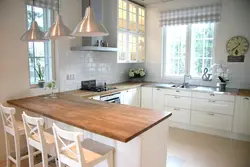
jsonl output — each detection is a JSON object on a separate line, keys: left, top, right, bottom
{"left": 53, "top": 124, "right": 114, "bottom": 167}
{"left": 63, "top": 138, "right": 114, "bottom": 164}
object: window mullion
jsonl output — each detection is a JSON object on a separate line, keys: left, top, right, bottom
{"left": 186, "top": 24, "right": 192, "bottom": 75}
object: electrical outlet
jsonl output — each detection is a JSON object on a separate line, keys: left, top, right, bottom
{"left": 66, "top": 74, "right": 75, "bottom": 80}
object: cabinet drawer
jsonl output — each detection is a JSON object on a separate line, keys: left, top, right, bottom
{"left": 165, "top": 107, "right": 190, "bottom": 124}
{"left": 192, "top": 98, "right": 234, "bottom": 115}
{"left": 165, "top": 95, "right": 191, "bottom": 109}
{"left": 191, "top": 111, "right": 233, "bottom": 131}
{"left": 164, "top": 89, "right": 191, "bottom": 97}
{"left": 192, "top": 92, "right": 235, "bottom": 102}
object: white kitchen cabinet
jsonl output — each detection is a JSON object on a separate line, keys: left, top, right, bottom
{"left": 165, "top": 95, "right": 191, "bottom": 109}
{"left": 122, "top": 88, "right": 140, "bottom": 107}
{"left": 191, "top": 110, "right": 233, "bottom": 132}
{"left": 192, "top": 92, "right": 235, "bottom": 102}
{"left": 141, "top": 87, "right": 153, "bottom": 109}
{"left": 152, "top": 88, "right": 165, "bottom": 111}
{"left": 165, "top": 107, "right": 190, "bottom": 124}
{"left": 117, "top": 0, "right": 146, "bottom": 63}
{"left": 192, "top": 98, "right": 234, "bottom": 115}
{"left": 164, "top": 89, "right": 191, "bottom": 97}
{"left": 233, "top": 96, "right": 250, "bottom": 135}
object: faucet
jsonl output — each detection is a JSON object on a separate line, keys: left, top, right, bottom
{"left": 183, "top": 75, "right": 192, "bottom": 88}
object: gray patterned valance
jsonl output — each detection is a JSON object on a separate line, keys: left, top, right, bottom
{"left": 24, "top": 0, "right": 59, "bottom": 10}
{"left": 160, "top": 4, "right": 222, "bottom": 27}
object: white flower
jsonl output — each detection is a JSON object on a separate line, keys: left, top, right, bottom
{"left": 140, "top": 71, "right": 145, "bottom": 77}
{"left": 129, "top": 71, "right": 135, "bottom": 77}
{"left": 135, "top": 70, "right": 140, "bottom": 74}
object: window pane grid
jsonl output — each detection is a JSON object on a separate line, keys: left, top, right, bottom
{"left": 163, "top": 23, "right": 215, "bottom": 77}
{"left": 26, "top": 5, "right": 53, "bottom": 85}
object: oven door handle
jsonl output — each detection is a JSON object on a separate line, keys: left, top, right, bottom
{"left": 106, "top": 97, "right": 120, "bottom": 103}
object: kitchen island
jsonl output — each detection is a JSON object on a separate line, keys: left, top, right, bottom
{"left": 8, "top": 92, "right": 172, "bottom": 167}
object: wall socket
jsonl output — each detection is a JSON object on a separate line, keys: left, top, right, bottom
{"left": 66, "top": 74, "right": 75, "bottom": 80}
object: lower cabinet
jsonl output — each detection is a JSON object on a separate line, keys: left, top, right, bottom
{"left": 191, "top": 110, "right": 233, "bottom": 131}
{"left": 141, "top": 87, "right": 153, "bottom": 109}
{"left": 121, "top": 88, "right": 141, "bottom": 107}
{"left": 233, "top": 96, "right": 250, "bottom": 135}
{"left": 165, "top": 107, "right": 190, "bottom": 124}
{"left": 152, "top": 88, "right": 164, "bottom": 110}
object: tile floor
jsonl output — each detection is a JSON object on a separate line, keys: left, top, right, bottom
{"left": 167, "top": 127, "right": 250, "bottom": 167}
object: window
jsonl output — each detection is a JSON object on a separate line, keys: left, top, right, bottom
{"left": 163, "top": 23, "right": 215, "bottom": 77}
{"left": 26, "top": 5, "right": 53, "bottom": 86}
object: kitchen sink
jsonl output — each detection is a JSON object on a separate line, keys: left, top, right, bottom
{"left": 171, "top": 84, "right": 198, "bottom": 89}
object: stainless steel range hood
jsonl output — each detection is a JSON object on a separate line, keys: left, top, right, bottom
{"left": 71, "top": 0, "right": 118, "bottom": 52}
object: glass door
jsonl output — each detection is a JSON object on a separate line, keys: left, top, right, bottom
{"left": 117, "top": 31, "right": 128, "bottom": 63}
{"left": 128, "top": 2, "right": 137, "bottom": 32}
{"left": 118, "top": 0, "right": 128, "bottom": 30}
{"left": 138, "top": 7, "right": 145, "bottom": 33}
{"left": 128, "top": 33, "right": 137, "bottom": 62}
{"left": 138, "top": 35, "right": 145, "bottom": 62}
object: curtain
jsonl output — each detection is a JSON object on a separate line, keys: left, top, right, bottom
{"left": 160, "top": 4, "right": 222, "bottom": 27}
{"left": 24, "top": 0, "right": 59, "bottom": 10}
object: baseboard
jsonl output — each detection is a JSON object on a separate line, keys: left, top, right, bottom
{"left": 170, "top": 122, "right": 250, "bottom": 142}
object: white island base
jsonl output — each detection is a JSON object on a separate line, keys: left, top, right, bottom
{"left": 46, "top": 118, "right": 170, "bottom": 167}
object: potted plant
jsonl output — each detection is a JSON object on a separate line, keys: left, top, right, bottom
{"left": 34, "top": 63, "right": 45, "bottom": 88}
{"left": 129, "top": 68, "right": 146, "bottom": 82}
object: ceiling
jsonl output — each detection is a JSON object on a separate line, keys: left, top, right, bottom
{"left": 131, "top": 0, "right": 173, "bottom": 6}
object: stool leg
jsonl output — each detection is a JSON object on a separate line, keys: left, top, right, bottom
{"left": 5, "top": 133, "right": 10, "bottom": 167}
{"left": 14, "top": 135, "right": 21, "bottom": 167}
{"left": 27, "top": 145, "right": 34, "bottom": 167}
{"left": 107, "top": 151, "right": 114, "bottom": 167}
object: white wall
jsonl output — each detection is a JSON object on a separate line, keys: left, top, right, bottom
{"left": 0, "top": 0, "right": 131, "bottom": 160}
{"left": 144, "top": 0, "right": 250, "bottom": 88}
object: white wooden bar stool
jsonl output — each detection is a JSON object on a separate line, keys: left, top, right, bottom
{"left": 0, "top": 104, "right": 29, "bottom": 167}
{"left": 52, "top": 123, "right": 114, "bottom": 167}
{"left": 22, "top": 112, "right": 57, "bottom": 167}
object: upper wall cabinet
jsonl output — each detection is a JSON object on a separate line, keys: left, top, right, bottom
{"left": 103, "top": 0, "right": 146, "bottom": 63}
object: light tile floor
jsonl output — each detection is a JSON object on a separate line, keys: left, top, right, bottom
{"left": 167, "top": 127, "right": 250, "bottom": 167}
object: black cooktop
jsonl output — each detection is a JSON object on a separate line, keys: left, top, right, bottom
{"left": 80, "top": 80, "right": 117, "bottom": 92}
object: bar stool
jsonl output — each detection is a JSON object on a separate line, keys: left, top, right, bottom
{"left": 0, "top": 104, "right": 29, "bottom": 167}
{"left": 22, "top": 112, "right": 57, "bottom": 167}
{"left": 52, "top": 123, "right": 114, "bottom": 167}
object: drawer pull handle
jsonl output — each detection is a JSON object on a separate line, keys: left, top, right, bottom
{"left": 157, "top": 88, "right": 160, "bottom": 90}
{"left": 174, "top": 108, "right": 180, "bottom": 111}
{"left": 207, "top": 113, "right": 215, "bottom": 116}
{"left": 174, "top": 96, "right": 180, "bottom": 99}
{"left": 210, "top": 93, "right": 215, "bottom": 96}
{"left": 209, "top": 100, "right": 216, "bottom": 103}
{"left": 244, "top": 97, "right": 249, "bottom": 100}
{"left": 176, "top": 90, "right": 180, "bottom": 92}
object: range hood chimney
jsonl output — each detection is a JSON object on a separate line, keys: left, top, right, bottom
{"left": 71, "top": 0, "right": 118, "bottom": 52}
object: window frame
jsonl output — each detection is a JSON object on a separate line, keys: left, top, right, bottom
{"left": 25, "top": 5, "right": 55, "bottom": 88}
{"left": 162, "top": 23, "right": 216, "bottom": 79}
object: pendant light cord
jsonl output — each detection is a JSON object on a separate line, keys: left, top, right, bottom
{"left": 89, "top": 0, "right": 91, "bottom": 6}
{"left": 32, "top": 0, "right": 34, "bottom": 21}
{"left": 58, "top": 0, "right": 60, "bottom": 14}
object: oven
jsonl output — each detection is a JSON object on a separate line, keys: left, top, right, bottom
{"left": 100, "top": 92, "right": 121, "bottom": 104}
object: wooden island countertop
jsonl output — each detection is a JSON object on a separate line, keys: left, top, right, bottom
{"left": 7, "top": 92, "right": 172, "bottom": 143}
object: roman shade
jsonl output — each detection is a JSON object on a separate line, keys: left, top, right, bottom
{"left": 24, "top": 0, "right": 59, "bottom": 10}
{"left": 160, "top": 4, "right": 222, "bottom": 27}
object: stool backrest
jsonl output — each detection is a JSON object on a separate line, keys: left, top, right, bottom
{"left": 22, "top": 112, "right": 46, "bottom": 150}
{"left": 0, "top": 104, "right": 18, "bottom": 135}
{"left": 53, "top": 123, "right": 85, "bottom": 167}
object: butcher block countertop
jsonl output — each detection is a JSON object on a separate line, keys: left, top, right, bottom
{"left": 7, "top": 92, "right": 172, "bottom": 143}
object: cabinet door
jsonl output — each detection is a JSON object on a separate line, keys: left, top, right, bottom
{"left": 233, "top": 96, "right": 250, "bottom": 135}
{"left": 128, "top": 33, "right": 137, "bottom": 62}
{"left": 141, "top": 87, "right": 153, "bottom": 109}
{"left": 138, "top": 7, "right": 145, "bottom": 33}
{"left": 138, "top": 35, "right": 145, "bottom": 62}
{"left": 118, "top": 0, "right": 128, "bottom": 30}
{"left": 123, "top": 90, "right": 133, "bottom": 105}
{"left": 152, "top": 88, "right": 164, "bottom": 111}
{"left": 128, "top": 2, "right": 137, "bottom": 32}
{"left": 117, "top": 31, "right": 128, "bottom": 63}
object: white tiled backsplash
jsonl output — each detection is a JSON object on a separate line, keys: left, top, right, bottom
{"left": 60, "top": 51, "right": 132, "bottom": 91}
